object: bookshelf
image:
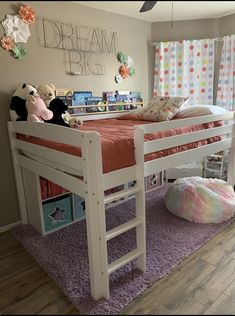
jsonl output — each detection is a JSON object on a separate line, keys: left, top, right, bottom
{"left": 68, "top": 101, "right": 144, "bottom": 116}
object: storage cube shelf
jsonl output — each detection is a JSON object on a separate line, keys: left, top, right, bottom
{"left": 72, "top": 194, "right": 86, "bottom": 221}
{"left": 36, "top": 172, "right": 163, "bottom": 235}
{"left": 42, "top": 193, "right": 73, "bottom": 233}
{"left": 204, "top": 153, "right": 228, "bottom": 180}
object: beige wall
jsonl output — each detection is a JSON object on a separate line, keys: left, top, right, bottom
{"left": 219, "top": 13, "right": 235, "bottom": 36}
{"left": 151, "top": 18, "right": 220, "bottom": 42}
{"left": 0, "top": 1, "right": 151, "bottom": 227}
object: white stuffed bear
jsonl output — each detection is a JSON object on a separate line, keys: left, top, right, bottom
{"left": 37, "top": 83, "right": 83, "bottom": 128}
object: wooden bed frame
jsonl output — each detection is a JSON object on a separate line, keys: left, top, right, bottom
{"left": 7, "top": 111, "right": 235, "bottom": 301}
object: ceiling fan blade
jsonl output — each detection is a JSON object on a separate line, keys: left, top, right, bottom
{"left": 140, "top": 1, "right": 158, "bottom": 13}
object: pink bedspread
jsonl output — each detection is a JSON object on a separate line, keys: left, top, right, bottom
{"left": 19, "top": 118, "right": 222, "bottom": 173}
{"left": 18, "top": 118, "right": 222, "bottom": 199}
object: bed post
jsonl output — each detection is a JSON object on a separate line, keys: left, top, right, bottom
{"left": 134, "top": 126, "right": 146, "bottom": 272}
{"left": 81, "top": 132, "right": 109, "bottom": 300}
{"left": 227, "top": 113, "right": 235, "bottom": 187}
{"left": 8, "top": 122, "right": 28, "bottom": 224}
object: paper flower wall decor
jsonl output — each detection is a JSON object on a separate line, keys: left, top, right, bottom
{"left": 115, "top": 51, "right": 136, "bottom": 83}
{"left": 1, "top": 36, "right": 14, "bottom": 50}
{"left": 115, "top": 74, "right": 123, "bottom": 83}
{"left": 117, "top": 52, "right": 127, "bottom": 64}
{"left": 11, "top": 44, "right": 27, "bottom": 60}
{"left": 129, "top": 67, "right": 136, "bottom": 77}
{"left": 119, "top": 65, "right": 130, "bottom": 79}
{"left": 19, "top": 4, "right": 36, "bottom": 24}
{"left": 125, "top": 56, "right": 133, "bottom": 68}
{"left": 0, "top": 4, "right": 36, "bottom": 60}
{"left": 2, "top": 15, "right": 30, "bottom": 43}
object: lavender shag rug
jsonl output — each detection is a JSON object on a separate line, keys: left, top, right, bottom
{"left": 12, "top": 185, "right": 235, "bottom": 315}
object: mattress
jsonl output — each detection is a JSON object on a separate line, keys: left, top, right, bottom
{"left": 17, "top": 117, "right": 223, "bottom": 199}
{"left": 19, "top": 118, "right": 222, "bottom": 173}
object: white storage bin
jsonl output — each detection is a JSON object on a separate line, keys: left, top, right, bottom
{"left": 165, "top": 162, "right": 203, "bottom": 182}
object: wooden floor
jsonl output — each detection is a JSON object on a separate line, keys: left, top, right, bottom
{"left": 1, "top": 220, "right": 235, "bottom": 315}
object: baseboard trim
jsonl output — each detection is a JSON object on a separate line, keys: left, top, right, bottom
{"left": 0, "top": 221, "right": 21, "bottom": 234}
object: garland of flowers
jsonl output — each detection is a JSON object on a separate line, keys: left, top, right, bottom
{"left": 115, "top": 52, "right": 136, "bottom": 83}
{"left": 1, "top": 4, "right": 36, "bottom": 60}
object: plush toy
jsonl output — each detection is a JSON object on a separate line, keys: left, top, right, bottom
{"left": 46, "top": 98, "right": 71, "bottom": 127}
{"left": 10, "top": 83, "right": 38, "bottom": 121}
{"left": 46, "top": 98, "right": 83, "bottom": 128}
{"left": 61, "top": 111, "right": 83, "bottom": 128}
{"left": 65, "top": 115, "right": 83, "bottom": 128}
{"left": 26, "top": 95, "right": 53, "bottom": 122}
{"left": 37, "top": 83, "right": 56, "bottom": 107}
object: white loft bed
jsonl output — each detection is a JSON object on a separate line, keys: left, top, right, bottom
{"left": 8, "top": 111, "right": 235, "bottom": 301}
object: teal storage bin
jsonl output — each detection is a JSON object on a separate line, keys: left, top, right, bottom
{"left": 42, "top": 193, "right": 73, "bottom": 232}
{"left": 72, "top": 194, "right": 86, "bottom": 221}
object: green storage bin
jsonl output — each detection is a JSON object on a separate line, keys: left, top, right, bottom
{"left": 42, "top": 193, "right": 73, "bottom": 232}
{"left": 72, "top": 194, "right": 86, "bottom": 221}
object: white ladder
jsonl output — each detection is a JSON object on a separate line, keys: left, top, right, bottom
{"left": 104, "top": 183, "right": 146, "bottom": 277}
{"left": 82, "top": 130, "right": 146, "bottom": 301}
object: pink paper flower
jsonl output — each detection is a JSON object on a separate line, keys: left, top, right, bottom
{"left": 119, "top": 65, "right": 130, "bottom": 79}
{"left": 19, "top": 4, "right": 36, "bottom": 24}
{"left": 1, "top": 36, "right": 14, "bottom": 51}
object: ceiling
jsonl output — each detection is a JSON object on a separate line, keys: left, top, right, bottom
{"left": 73, "top": 1, "right": 235, "bottom": 23}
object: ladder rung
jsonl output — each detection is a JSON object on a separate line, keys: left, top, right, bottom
{"left": 104, "top": 185, "right": 140, "bottom": 205}
{"left": 108, "top": 248, "right": 143, "bottom": 275}
{"left": 106, "top": 218, "right": 142, "bottom": 241}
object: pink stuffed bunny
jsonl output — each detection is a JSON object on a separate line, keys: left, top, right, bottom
{"left": 26, "top": 95, "right": 53, "bottom": 122}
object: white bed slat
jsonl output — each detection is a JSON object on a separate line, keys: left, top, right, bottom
{"left": 104, "top": 185, "right": 140, "bottom": 204}
{"left": 75, "top": 112, "right": 127, "bottom": 121}
{"left": 9, "top": 121, "right": 85, "bottom": 147}
{"left": 144, "top": 138, "right": 233, "bottom": 177}
{"left": 144, "top": 124, "right": 233, "bottom": 154}
{"left": 103, "top": 166, "right": 137, "bottom": 191}
{"left": 140, "top": 112, "right": 234, "bottom": 134}
{"left": 14, "top": 139, "right": 83, "bottom": 173}
{"left": 17, "top": 154, "right": 85, "bottom": 197}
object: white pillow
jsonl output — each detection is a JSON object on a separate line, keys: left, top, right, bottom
{"left": 174, "top": 105, "right": 229, "bottom": 119}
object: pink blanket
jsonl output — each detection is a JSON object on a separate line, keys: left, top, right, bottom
{"left": 19, "top": 118, "right": 222, "bottom": 173}
{"left": 17, "top": 118, "right": 222, "bottom": 199}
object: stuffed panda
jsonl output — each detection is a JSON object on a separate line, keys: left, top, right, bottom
{"left": 10, "top": 83, "right": 38, "bottom": 121}
{"left": 46, "top": 98, "right": 70, "bottom": 127}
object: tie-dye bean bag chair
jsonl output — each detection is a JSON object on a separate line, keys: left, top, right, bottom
{"left": 165, "top": 176, "right": 235, "bottom": 223}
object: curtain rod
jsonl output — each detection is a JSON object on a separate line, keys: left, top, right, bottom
{"left": 150, "top": 37, "right": 224, "bottom": 46}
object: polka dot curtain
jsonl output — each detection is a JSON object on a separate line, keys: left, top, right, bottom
{"left": 216, "top": 35, "right": 235, "bottom": 111}
{"left": 153, "top": 39, "right": 215, "bottom": 105}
